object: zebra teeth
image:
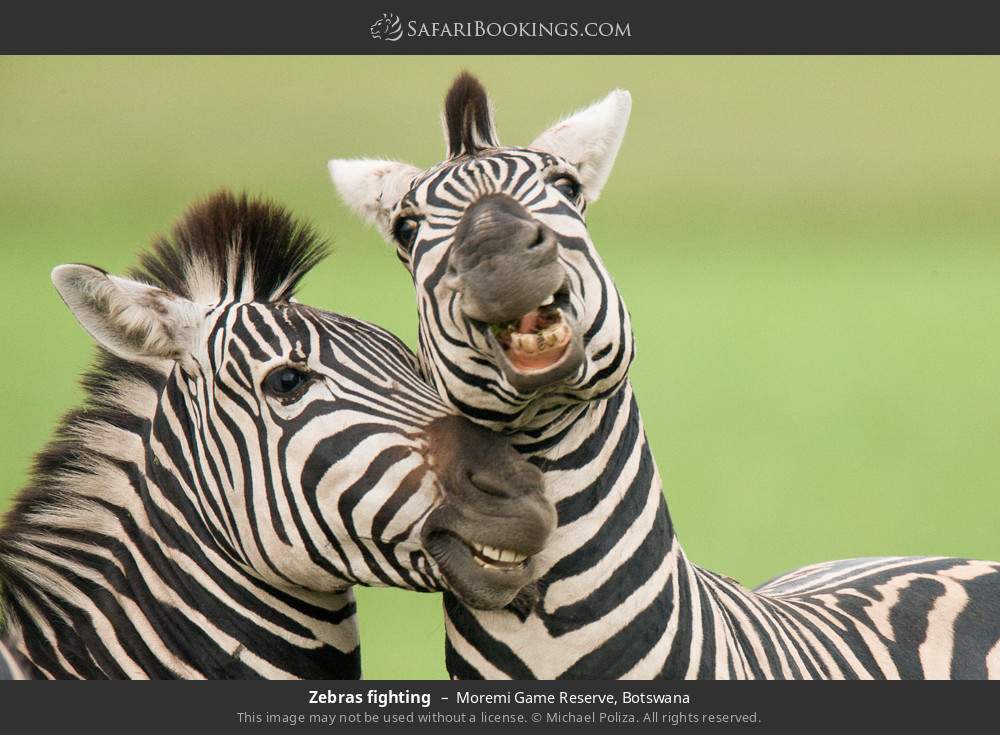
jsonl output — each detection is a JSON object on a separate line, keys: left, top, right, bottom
{"left": 517, "top": 324, "right": 569, "bottom": 351}
{"left": 508, "top": 323, "right": 568, "bottom": 353}
{"left": 469, "top": 542, "right": 530, "bottom": 568}
{"left": 540, "top": 323, "right": 569, "bottom": 348}
{"left": 499, "top": 313, "right": 574, "bottom": 373}
{"left": 540, "top": 294, "right": 556, "bottom": 306}
{"left": 511, "top": 332, "right": 539, "bottom": 354}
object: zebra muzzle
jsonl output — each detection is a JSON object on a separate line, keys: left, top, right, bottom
{"left": 420, "top": 416, "right": 556, "bottom": 610}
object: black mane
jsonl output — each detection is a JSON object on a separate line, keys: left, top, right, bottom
{"left": 444, "top": 72, "right": 499, "bottom": 159}
{"left": 134, "top": 191, "right": 329, "bottom": 303}
{"left": 0, "top": 192, "right": 329, "bottom": 636}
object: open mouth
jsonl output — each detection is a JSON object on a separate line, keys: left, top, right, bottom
{"left": 488, "top": 289, "right": 574, "bottom": 373}
{"left": 477, "top": 285, "right": 586, "bottom": 393}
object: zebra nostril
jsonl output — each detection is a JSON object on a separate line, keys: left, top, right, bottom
{"left": 467, "top": 470, "right": 512, "bottom": 499}
{"left": 527, "top": 225, "right": 548, "bottom": 250}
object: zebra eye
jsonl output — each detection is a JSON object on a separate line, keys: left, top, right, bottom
{"left": 392, "top": 216, "right": 421, "bottom": 251}
{"left": 263, "top": 366, "right": 312, "bottom": 398}
{"left": 551, "top": 176, "right": 582, "bottom": 203}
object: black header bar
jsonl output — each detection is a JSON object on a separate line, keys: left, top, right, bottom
{"left": 2, "top": 0, "right": 999, "bottom": 54}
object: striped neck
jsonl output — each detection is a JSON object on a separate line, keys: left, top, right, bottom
{"left": 443, "top": 382, "right": 688, "bottom": 678}
{"left": 0, "top": 372, "right": 361, "bottom": 680}
{"left": 442, "top": 381, "right": 1000, "bottom": 680}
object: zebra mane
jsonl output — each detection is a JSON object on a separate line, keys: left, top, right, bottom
{"left": 0, "top": 192, "right": 329, "bottom": 635}
{"left": 444, "top": 72, "right": 499, "bottom": 159}
{"left": 133, "top": 191, "right": 330, "bottom": 304}
{"left": 0, "top": 347, "right": 165, "bottom": 635}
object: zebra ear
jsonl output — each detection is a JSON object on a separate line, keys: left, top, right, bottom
{"left": 327, "top": 158, "right": 421, "bottom": 235}
{"left": 52, "top": 264, "right": 204, "bottom": 368}
{"left": 529, "top": 89, "right": 632, "bottom": 203}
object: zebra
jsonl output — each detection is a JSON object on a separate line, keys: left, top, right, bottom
{"left": 0, "top": 191, "right": 555, "bottom": 679}
{"left": 328, "top": 72, "right": 1000, "bottom": 679}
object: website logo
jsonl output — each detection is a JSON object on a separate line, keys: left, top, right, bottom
{"left": 370, "top": 13, "right": 403, "bottom": 42}
{"left": 367, "top": 15, "right": 631, "bottom": 42}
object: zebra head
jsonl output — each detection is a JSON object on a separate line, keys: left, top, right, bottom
{"left": 46, "top": 192, "right": 554, "bottom": 610}
{"left": 330, "top": 72, "right": 635, "bottom": 428}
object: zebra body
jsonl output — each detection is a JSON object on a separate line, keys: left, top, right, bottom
{"left": 330, "top": 73, "right": 1000, "bottom": 679}
{"left": 0, "top": 192, "right": 553, "bottom": 679}
{"left": 446, "top": 387, "right": 1000, "bottom": 679}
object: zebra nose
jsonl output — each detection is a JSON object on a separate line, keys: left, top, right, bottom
{"left": 425, "top": 416, "right": 548, "bottom": 505}
{"left": 451, "top": 194, "right": 556, "bottom": 267}
{"left": 467, "top": 459, "right": 544, "bottom": 501}
{"left": 448, "top": 194, "right": 564, "bottom": 325}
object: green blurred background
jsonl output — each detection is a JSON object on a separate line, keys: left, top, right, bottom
{"left": 2, "top": 56, "right": 999, "bottom": 679}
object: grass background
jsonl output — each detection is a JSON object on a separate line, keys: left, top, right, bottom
{"left": 2, "top": 56, "right": 999, "bottom": 679}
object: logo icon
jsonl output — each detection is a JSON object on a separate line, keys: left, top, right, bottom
{"left": 370, "top": 13, "right": 403, "bottom": 42}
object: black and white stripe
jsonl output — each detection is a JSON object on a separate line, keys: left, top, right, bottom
{"left": 0, "top": 192, "right": 482, "bottom": 679}
{"left": 330, "top": 74, "right": 1000, "bottom": 679}
{"left": 444, "top": 387, "right": 1000, "bottom": 679}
